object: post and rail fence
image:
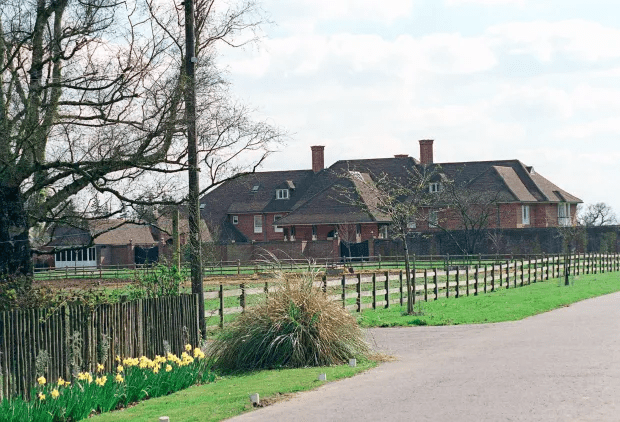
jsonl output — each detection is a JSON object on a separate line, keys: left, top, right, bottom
{"left": 203, "top": 253, "right": 620, "bottom": 329}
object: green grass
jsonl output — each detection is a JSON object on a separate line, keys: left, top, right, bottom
{"left": 358, "top": 272, "right": 620, "bottom": 327}
{"left": 90, "top": 362, "right": 376, "bottom": 422}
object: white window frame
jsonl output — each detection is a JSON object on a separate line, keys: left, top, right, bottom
{"left": 312, "top": 225, "right": 317, "bottom": 240}
{"left": 429, "top": 210, "right": 438, "bottom": 228}
{"left": 254, "top": 215, "right": 263, "bottom": 233}
{"left": 276, "top": 189, "right": 289, "bottom": 200}
{"left": 407, "top": 221, "right": 417, "bottom": 230}
{"left": 379, "top": 225, "right": 388, "bottom": 239}
{"left": 558, "top": 203, "right": 570, "bottom": 226}
{"left": 522, "top": 205, "right": 530, "bottom": 225}
{"left": 232, "top": 215, "right": 238, "bottom": 225}
{"left": 429, "top": 183, "right": 441, "bottom": 193}
{"left": 273, "top": 215, "right": 283, "bottom": 233}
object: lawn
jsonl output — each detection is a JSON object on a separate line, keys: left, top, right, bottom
{"left": 358, "top": 271, "right": 620, "bottom": 327}
{"left": 90, "top": 362, "right": 376, "bottom": 422}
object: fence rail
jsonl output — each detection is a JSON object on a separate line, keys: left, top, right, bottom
{"left": 203, "top": 253, "right": 620, "bottom": 328}
{"left": 0, "top": 295, "right": 200, "bottom": 400}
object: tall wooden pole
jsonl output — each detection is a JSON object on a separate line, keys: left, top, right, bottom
{"left": 184, "top": 0, "right": 205, "bottom": 338}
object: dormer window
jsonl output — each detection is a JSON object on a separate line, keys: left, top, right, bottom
{"left": 276, "top": 189, "right": 289, "bottom": 199}
{"left": 251, "top": 185, "right": 260, "bottom": 193}
{"left": 429, "top": 183, "right": 442, "bottom": 193}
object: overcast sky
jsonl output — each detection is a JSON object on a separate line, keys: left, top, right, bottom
{"left": 219, "top": 0, "right": 620, "bottom": 216}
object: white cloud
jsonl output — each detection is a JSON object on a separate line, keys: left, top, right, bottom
{"left": 487, "top": 20, "right": 620, "bottom": 62}
{"left": 446, "top": 0, "right": 526, "bottom": 5}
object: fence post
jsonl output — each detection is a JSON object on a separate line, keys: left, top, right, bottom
{"left": 372, "top": 273, "right": 377, "bottom": 310}
{"left": 474, "top": 265, "right": 479, "bottom": 296}
{"left": 505, "top": 260, "right": 510, "bottom": 288}
{"left": 527, "top": 256, "right": 531, "bottom": 285}
{"left": 384, "top": 271, "right": 390, "bottom": 309}
{"left": 341, "top": 275, "right": 346, "bottom": 309}
{"left": 424, "top": 268, "right": 429, "bottom": 302}
{"left": 378, "top": 254, "right": 382, "bottom": 269}
{"left": 483, "top": 264, "right": 487, "bottom": 293}
{"left": 565, "top": 255, "right": 570, "bottom": 286}
{"left": 499, "top": 262, "right": 503, "bottom": 288}
{"left": 466, "top": 266, "right": 470, "bottom": 296}
{"left": 446, "top": 267, "right": 450, "bottom": 298}
{"left": 429, "top": 268, "right": 437, "bottom": 300}
{"left": 491, "top": 263, "right": 495, "bottom": 292}
{"left": 219, "top": 284, "right": 224, "bottom": 328}
{"left": 455, "top": 267, "right": 460, "bottom": 298}
{"left": 356, "top": 274, "right": 362, "bottom": 313}
{"left": 520, "top": 258, "right": 525, "bottom": 286}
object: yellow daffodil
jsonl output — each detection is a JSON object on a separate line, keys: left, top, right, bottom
{"left": 115, "top": 355, "right": 121, "bottom": 363}
{"left": 193, "top": 348, "right": 205, "bottom": 359}
{"left": 38, "top": 392, "right": 45, "bottom": 401}
{"left": 117, "top": 365, "right": 124, "bottom": 373}
{"left": 153, "top": 366, "right": 159, "bottom": 374}
{"left": 115, "top": 374, "right": 124, "bottom": 383}
{"left": 95, "top": 376, "right": 107, "bottom": 387}
{"left": 51, "top": 389, "right": 60, "bottom": 399}
{"left": 185, "top": 344, "right": 192, "bottom": 352}
{"left": 165, "top": 364, "right": 172, "bottom": 372}
{"left": 37, "top": 376, "right": 46, "bottom": 385}
{"left": 57, "top": 377, "right": 65, "bottom": 387}
{"left": 97, "top": 363, "right": 105, "bottom": 373}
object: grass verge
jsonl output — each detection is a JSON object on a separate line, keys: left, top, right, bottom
{"left": 359, "top": 272, "right": 620, "bottom": 327}
{"left": 90, "top": 361, "right": 376, "bottom": 422}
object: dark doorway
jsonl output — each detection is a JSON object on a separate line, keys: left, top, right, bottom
{"left": 135, "top": 246, "right": 159, "bottom": 265}
{"left": 340, "top": 240, "right": 369, "bottom": 261}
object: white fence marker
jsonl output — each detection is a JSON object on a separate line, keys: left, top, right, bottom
{"left": 318, "top": 373, "right": 327, "bottom": 381}
{"left": 250, "top": 393, "right": 260, "bottom": 405}
{"left": 349, "top": 358, "right": 357, "bottom": 367}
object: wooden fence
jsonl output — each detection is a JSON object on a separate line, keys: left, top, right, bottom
{"left": 0, "top": 295, "right": 200, "bottom": 400}
{"left": 204, "top": 253, "right": 620, "bottom": 328}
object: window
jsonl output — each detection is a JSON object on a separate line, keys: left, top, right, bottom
{"left": 273, "top": 215, "right": 283, "bottom": 232}
{"left": 558, "top": 203, "right": 570, "bottom": 226}
{"left": 356, "top": 224, "right": 362, "bottom": 237}
{"left": 232, "top": 215, "right": 238, "bottom": 225}
{"left": 429, "top": 183, "right": 441, "bottom": 193}
{"left": 379, "top": 225, "right": 388, "bottom": 239}
{"left": 290, "top": 226, "right": 296, "bottom": 240}
{"left": 429, "top": 210, "right": 438, "bottom": 228}
{"left": 254, "top": 215, "right": 262, "bottom": 233}
{"left": 312, "top": 225, "right": 317, "bottom": 240}
{"left": 251, "top": 185, "right": 260, "bottom": 193}
{"left": 407, "top": 221, "right": 417, "bottom": 230}
{"left": 522, "top": 205, "right": 530, "bottom": 225}
{"left": 276, "top": 189, "right": 289, "bottom": 199}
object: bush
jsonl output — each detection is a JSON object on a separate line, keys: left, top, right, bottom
{"left": 208, "top": 272, "right": 370, "bottom": 372}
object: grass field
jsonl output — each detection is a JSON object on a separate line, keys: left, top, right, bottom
{"left": 358, "top": 271, "right": 620, "bottom": 327}
{"left": 90, "top": 361, "right": 376, "bottom": 422}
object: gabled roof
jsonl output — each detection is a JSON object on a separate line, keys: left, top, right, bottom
{"left": 48, "top": 219, "right": 158, "bottom": 247}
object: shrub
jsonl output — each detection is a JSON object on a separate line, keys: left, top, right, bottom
{"left": 208, "top": 272, "right": 370, "bottom": 372}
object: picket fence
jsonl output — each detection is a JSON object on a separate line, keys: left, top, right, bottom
{"left": 204, "top": 253, "right": 620, "bottom": 328}
{"left": 0, "top": 295, "right": 200, "bottom": 400}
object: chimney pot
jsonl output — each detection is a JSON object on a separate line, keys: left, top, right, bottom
{"left": 419, "top": 139, "right": 434, "bottom": 165}
{"left": 311, "top": 146, "right": 325, "bottom": 173}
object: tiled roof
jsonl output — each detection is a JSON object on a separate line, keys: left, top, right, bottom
{"left": 48, "top": 219, "right": 158, "bottom": 247}
{"left": 200, "top": 153, "right": 582, "bottom": 235}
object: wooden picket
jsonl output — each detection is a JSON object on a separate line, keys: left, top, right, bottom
{"left": 0, "top": 295, "right": 200, "bottom": 400}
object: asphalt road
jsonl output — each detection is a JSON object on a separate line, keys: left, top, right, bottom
{"left": 228, "top": 292, "right": 620, "bottom": 422}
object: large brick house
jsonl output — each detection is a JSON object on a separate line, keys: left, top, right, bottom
{"left": 200, "top": 141, "right": 581, "bottom": 254}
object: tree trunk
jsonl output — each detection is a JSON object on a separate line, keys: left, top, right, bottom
{"left": 0, "top": 185, "right": 32, "bottom": 276}
{"left": 403, "top": 237, "right": 413, "bottom": 314}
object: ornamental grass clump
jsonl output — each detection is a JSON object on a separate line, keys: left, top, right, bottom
{"left": 209, "top": 272, "right": 370, "bottom": 372}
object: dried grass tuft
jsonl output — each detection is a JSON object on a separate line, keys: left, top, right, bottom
{"left": 208, "top": 271, "right": 370, "bottom": 372}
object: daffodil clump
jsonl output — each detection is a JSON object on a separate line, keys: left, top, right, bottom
{"left": 0, "top": 344, "right": 214, "bottom": 422}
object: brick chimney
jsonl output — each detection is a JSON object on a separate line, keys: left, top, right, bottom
{"left": 394, "top": 154, "right": 408, "bottom": 158}
{"left": 419, "top": 139, "right": 434, "bottom": 165}
{"left": 311, "top": 145, "right": 325, "bottom": 173}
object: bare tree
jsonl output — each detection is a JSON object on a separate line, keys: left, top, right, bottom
{"left": 0, "top": 0, "right": 280, "bottom": 275}
{"left": 437, "top": 175, "right": 504, "bottom": 255}
{"left": 343, "top": 166, "right": 438, "bottom": 315}
{"left": 579, "top": 202, "right": 618, "bottom": 227}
